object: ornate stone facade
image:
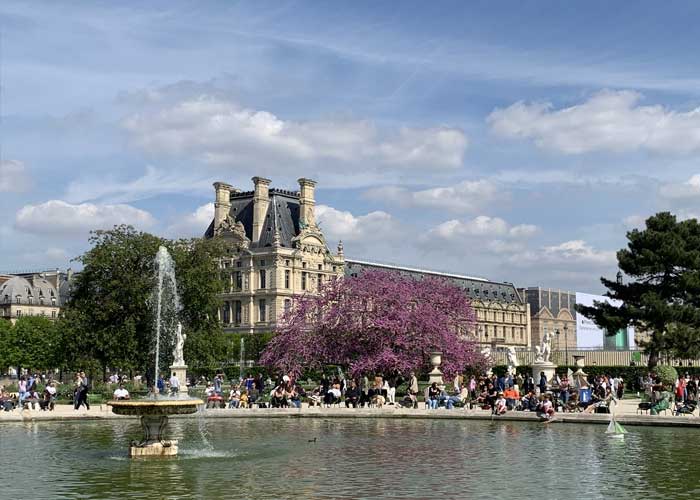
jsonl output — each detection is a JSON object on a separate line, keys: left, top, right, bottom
{"left": 205, "top": 177, "right": 344, "bottom": 334}
{"left": 345, "top": 260, "right": 532, "bottom": 349}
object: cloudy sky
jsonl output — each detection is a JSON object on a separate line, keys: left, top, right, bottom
{"left": 2, "top": 1, "right": 700, "bottom": 293}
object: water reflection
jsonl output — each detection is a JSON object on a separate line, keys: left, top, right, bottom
{"left": 2, "top": 419, "right": 700, "bottom": 499}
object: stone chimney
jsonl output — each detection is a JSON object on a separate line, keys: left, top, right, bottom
{"left": 213, "top": 182, "right": 233, "bottom": 227}
{"left": 252, "top": 176, "right": 271, "bottom": 243}
{"left": 298, "top": 178, "right": 317, "bottom": 228}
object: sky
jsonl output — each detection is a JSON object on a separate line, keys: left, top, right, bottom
{"left": 2, "top": 1, "right": 700, "bottom": 293}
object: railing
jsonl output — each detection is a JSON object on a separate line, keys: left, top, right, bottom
{"left": 491, "top": 348, "right": 700, "bottom": 367}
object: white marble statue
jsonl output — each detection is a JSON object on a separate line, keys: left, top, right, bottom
{"left": 506, "top": 347, "right": 519, "bottom": 375}
{"left": 535, "top": 329, "right": 552, "bottom": 364}
{"left": 173, "top": 322, "right": 186, "bottom": 366}
{"left": 480, "top": 346, "right": 492, "bottom": 361}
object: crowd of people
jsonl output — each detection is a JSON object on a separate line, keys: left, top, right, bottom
{"left": 0, "top": 373, "right": 59, "bottom": 411}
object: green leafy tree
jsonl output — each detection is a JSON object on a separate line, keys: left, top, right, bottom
{"left": 170, "top": 237, "right": 230, "bottom": 375}
{"left": 0, "top": 316, "right": 58, "bottom": 373}
{"left": 62, "top": 225, "right": 228, "bottom": 381}
{"left": 577, "top": 212, "right": 700, "bottom": 368}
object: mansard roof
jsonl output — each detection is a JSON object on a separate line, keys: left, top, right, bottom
{"left": 0, "top": 275, "right": 59, "bottom": 305}
{"left": 345, "top": 259, "right": 524, "bottom": 304}
{"left": 204, "top": 188, "right": 301, "bottom": 248}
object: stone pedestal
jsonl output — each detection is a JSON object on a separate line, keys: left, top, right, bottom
{"left": 129, "top": 415, "right": 178, "bottom": 457}
{"left": 428, "top": 352, "right": 444, "bottom": 385}
{"left": 532, "top": 362, "right": 557, "bottom": 390}
{"left": 170, "top": 364, "right": 188, "bottom": 395}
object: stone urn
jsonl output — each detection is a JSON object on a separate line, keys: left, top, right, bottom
{"left": 428, "top": 351, "right": 444, "bottom": 385}
{"left": 573, "top": 355, "right": 585, "bottom": 369}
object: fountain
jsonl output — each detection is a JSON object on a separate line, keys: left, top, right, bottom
{"left": 108, "top": 246, "right": 203, "bottom": 457}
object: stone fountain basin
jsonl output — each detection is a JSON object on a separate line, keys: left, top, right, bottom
{"left": 108, "top": 399, "right": 203, "bottom": 416}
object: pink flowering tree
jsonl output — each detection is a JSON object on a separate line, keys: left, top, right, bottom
{"left": 260, "top": 270, "right": 488, "bottom": 378}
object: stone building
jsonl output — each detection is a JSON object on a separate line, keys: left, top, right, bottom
{"left": 0, "top": 270, "right": 71, "bottom": 323}
{"left": 204, "top": 177, "right": 345, "bottom": 334}
{"left": 519, "top": 287, "right": 577, "bottom": 351}
{"left": 345, "top": 260, "right": 532, "bottom": 349}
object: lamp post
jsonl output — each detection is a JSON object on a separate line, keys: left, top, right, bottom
{"left": 563, "top": 324, "right": 569, "bottom": 367}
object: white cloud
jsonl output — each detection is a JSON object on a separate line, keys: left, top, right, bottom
{"left": 165, "top": 203, "right": 215, "bottom": 238}
{"left": 316, "top": 204, "right": 399, "bottom": 243}
{"left": 430, "top": 215, "right": 537, "bottom": 239}
{"left": 15, "top": 200, "right": 155, "bottom": 234}
{"left": 64, "top": 165, "right": 213, "bottom": 204}
{"left": 622, "top": 215, "right": 646, "bottom": 229}
{"left": 488, "top": 90, "right": 700, "bottom": 154}
{"left": 0, "top": 160, "right": 30, "bottom": 192}
{"left": 123, "top": 95, "right": 467, "bottom": 170}
{"left": 364, "top": 179, "right": 502, "bottom": 213}
{"left": 537, "top": 240, "right": 616, "bottom": 266}
{"left": 659, "top": 174, "right": 700, "bottom": 201}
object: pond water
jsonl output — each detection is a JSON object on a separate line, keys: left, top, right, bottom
{"left": 1, "top": 417, "right": 698, "bottom": 499}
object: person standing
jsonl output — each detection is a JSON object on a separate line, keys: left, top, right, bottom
{"left": 409, "top": 372, "right": 419, "bottom": 396}
{"left": 18, "top": 376, "right": 27, "bottom": 408}
{"left": 538, "top": 372, "right": 547, "bottom": 396}
{"left": 79, "top": 371, "right": 90, "bottom": 410}
{"left": 169, "top": 372, "right": 180, "bottom": 395}
{"left": 157, "top": 373, "right": 165, "bottom": 395}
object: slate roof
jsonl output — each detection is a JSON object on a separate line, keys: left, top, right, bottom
{"left": 521, "top": 287, "right": 576, "bottom": 319}
{"left": 345, "top": 259, "right": 524, "bottom": 304}
{"left": 204, "top": 188, "right": 302, "bottom": 248}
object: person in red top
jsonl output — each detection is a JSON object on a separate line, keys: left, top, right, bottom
{"left": 676, "top": 376, "right": 687, "bottom": 403}
{"left": 503, "top": 386, "right": 520, "bottom": 410}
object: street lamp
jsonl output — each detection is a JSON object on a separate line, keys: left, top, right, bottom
{"left": 563, "top": 324, "right": 569, "bottom": 367}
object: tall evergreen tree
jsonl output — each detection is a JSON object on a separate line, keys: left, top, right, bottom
{"left": 577, "top": 212, "right": 700, "bottom": 367}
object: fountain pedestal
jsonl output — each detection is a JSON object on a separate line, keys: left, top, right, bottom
{"left": 108, "top": 399, "right": 202, "bottom": 457}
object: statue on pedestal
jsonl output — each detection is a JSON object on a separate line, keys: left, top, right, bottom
{"left": 534, "top": 330, "right": 552, "bottom": 364}
{"left": 506, "top": 347, "right": 519, "bottom": 376}
{"left": 173, "top": 322, "right": 186, "bottom": 366}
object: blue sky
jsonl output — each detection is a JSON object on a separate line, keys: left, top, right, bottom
{"left": 2, "top": 1, "right": 700, "bottom": 292}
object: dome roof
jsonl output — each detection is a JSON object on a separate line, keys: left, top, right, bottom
{"left": 0, "top": 275, "right": 59, "bottom": 305}
{"left": 31, "top": 277, "right": 58, "bottom": 300}
{"left": 0, "top": 276, "right": 33, "bottom": 302}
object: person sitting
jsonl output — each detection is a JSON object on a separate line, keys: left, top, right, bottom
{"left": 40, "top": 382, "right": 58, "bottom": 410}
{"left": 0, "top": 390, "right": 16, "bottom": 412}
{"left": 538, "top": 394, "right": 555, "bottom": 420}
{"left": 239, "top": 390, "right": 249, "bottom": 408}
{"left": 308, "top": 387, "right": 323, "bottom": 407}
{"left": 325, "top": 386, "right": 342, "bottom": 407}
{"left": 228, "top": 385, "right": 241, "bottom": 409}
{"left": 427, "top": 382, "right": 440, "bottom": 410}
{"left": 441, "top": 387, "right": 462, "bottom": 410}
{"left": 504, "top": 385, "right": 520, "bottom": 410}
{"left": 345, "top": 381, "right": 360, "bottom": 408}
{"left": 24, "top": 390, "right": 40, "bottom": 410}
{"left": 494, "top": 392, "right": 507, "bottom": 415}
{"left": 113, "top": 384, "right": 130, "bottom": 401}
{"left": 288, "top": 384, "right": 304, "bottom": 409}
{"left": 271, "top": 385, "right": 288, "bottom": 408}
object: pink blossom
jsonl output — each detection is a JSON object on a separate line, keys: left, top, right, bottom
{"left": 260, "top": 270, "right": 488, "bottom": 378}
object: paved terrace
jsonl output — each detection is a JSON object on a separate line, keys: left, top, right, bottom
{"left": 1, "top": 398, "right": 699, "bottom": 428}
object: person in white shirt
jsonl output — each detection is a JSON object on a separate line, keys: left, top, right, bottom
{"left": 113, "top": 384, "right": 130, "bottom": 400}
{"left": 169, "top": 374, "right": 180, "bottom": 395}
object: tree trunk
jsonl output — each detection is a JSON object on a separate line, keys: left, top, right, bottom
{"left": 647, "top": 349, "right": 659, "bottom": 369}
